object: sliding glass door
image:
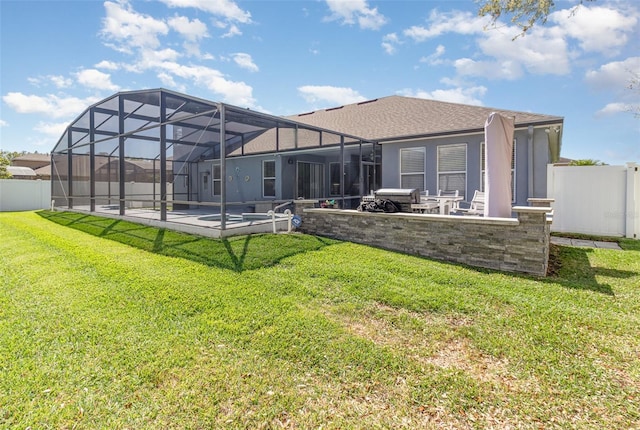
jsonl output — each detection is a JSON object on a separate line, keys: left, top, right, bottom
{"left": 296, "top": 161, "right": 324, "bottom": 199}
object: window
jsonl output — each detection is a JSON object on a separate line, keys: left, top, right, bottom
{"left": 480, "top": 140, "right": 516, "bottom": 201}
{"left": 212, "top": 162, "right": 221, "bottom": 196}
{"left": 400, "top": 148, "right": 425, "bottom": 190}
{"left": 437, "top": 144, "right": 466, "bottom": 198}
{"left": 263, "top": 160, "right": 276, "bottom": 198}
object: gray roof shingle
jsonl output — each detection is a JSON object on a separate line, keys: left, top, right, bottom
{"left": 286, "top": 95, "right": 563, "bottom": 141}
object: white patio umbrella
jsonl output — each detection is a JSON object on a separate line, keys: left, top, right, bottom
{"left": 484, "top": 112, "right": 514, "bottom": 217}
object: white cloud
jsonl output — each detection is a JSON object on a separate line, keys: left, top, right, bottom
{"left": 419, "top": 44, "right": 446, "bottom": 65}
{"left": 221, "top": 23, "right": 242, "bottom": 38}
{"left": 75, "top": 69, "right": 119, "bottom": 91}
{"left": 138, "top": 48, "right": 181, "bottom": 70}
{"left": 158, "top": 62, "right": 256, "bottom": 107}
{"left": 549, "top": 5, "right": 638, "bottom": 55}
{"left": 3, "top": 92, "right": 101, "bottom": 119}
{"left": 34, "top": 121, "right": 69, "bottom": 137}
{"left": 453, "top": 58, "right": 523, "bottom": 80}
{"left": 399, "top": 86, "right": 487, "bottom": 106}
{"left": 168, "top": 15, "right": 209, "bottom": 41}
{"left": 298, "top": 85, "right": 367, "bottom": 105}
{"left": 586, "top": 57, "right": 640, "bottom": 117}
{"left": 401, "top": 4, "right": 638, "bottom": 80}
{"left": 478, "top": 26, "right": 571, "bottom": 76}
{"left": 381, "top": 33, "right": 400, "bottom": 55}
{"left": 95, "top": 60, "right": 120, "bottom": 70}
{"left": 0, "top": 120, "right": 8, "bottom": 127}
{"left": 403, "top": 10, "right": 488, "bottom": 42}
{"left": 401, "top": 9, "right": 570, "bottom": 78}
{"left": 101, "top": 1, "right": 169, "bottom": 50}
{"left": 182, "top": 42, "right": 215, "bottom": 59}
{"left": 50, "top": 75, "right": 73, "bottom": 89}
{"left": 157, "top": 72, "right": 186, "bottom": 93}
{"left": 231, "top": 53, "right": 258, "bottom": 72}
{"left": 96, "top": 2, "right": 257, "bottom": 108}
{"left": 27, "top": 75, "right": 73, "bottom": 88}
{"left": 596, "top": 102, "right": 632, "bottom": 117}
{"left": 324, "top": 0, "right": 387, "bottom": 30}
{"left": 159, "top": 0, "right": 251, "bottom": 24}
{"left": 585, "top": 57, "right": 640, "bottom": 92}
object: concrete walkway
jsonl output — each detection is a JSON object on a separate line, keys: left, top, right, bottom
{"left": 551, "top": 236, "right": 622, "bottom": 250}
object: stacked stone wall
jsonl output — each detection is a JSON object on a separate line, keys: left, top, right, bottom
{"left": 293, "top": 201, "right": 550, "bottom": 276}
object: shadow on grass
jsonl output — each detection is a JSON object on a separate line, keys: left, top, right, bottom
{"left": 37, "top": 210, "right": 337, "bottom": 272}
{"left": 545, "top": 244, "right": 637, "bottom": 295}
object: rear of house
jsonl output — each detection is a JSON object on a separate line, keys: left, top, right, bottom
{"left": 49, "top": 89, "right": 563, "bottom": 223}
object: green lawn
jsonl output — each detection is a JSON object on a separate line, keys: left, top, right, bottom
{"left": 1, "top": 211, "right": 639, "bottom": 429}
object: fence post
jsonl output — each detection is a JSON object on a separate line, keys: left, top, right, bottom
{"left": 627, "top": 162, "right": 639, "bottom": 239}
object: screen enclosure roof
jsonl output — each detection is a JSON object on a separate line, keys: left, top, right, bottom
{"left": 52, "top": 88, "right": 375, "bottom": 162}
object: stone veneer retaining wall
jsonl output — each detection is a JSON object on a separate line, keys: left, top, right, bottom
{"left": 293, "top": 200, "right": 551, "bottom": 276}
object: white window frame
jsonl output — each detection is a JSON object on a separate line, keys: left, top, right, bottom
{"left": 212, "top": 161, "right": 221, "bottom": 196}
{"left": 262, "top": 159, "right": 276, "bottom": 198}
{"left": 480, "top": 140, "right": 517, "bottom": 202}
{"left": 437, "top": 144, "right": 467, "bottom": 198}
{"left": 399, "top": 147, "right": 426, "bottom": 191}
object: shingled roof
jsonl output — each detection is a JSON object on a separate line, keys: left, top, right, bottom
{"left": 287, "top": 95, "right": 563, "bottom": 142}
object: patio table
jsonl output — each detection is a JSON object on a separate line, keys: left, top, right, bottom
{"left": 420, "top": 195, "right": 464, "bottom": 215}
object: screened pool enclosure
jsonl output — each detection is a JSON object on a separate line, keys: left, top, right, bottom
{"left": 51, "top": 89, "right": 381, "bottom": 232}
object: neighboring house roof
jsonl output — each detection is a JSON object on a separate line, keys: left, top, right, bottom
{"left": 34, "top": 165, "right": 51, "bottom": 178}
{"left": 11, "top": 153, "right": 51, "bottom": 169}
{"left": 287, "top": 95, "right": 564, "bottom": 142}
{"left": 6, "top": 166, "right": 38, "bottom": 178}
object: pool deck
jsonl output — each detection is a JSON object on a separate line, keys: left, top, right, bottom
{"left": 63, "top": 205, "right": 293, "bottom": 238}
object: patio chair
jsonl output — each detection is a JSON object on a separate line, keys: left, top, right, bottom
{"left": 455, "top": 190, "right": 484, "bottom": 216}
{"left": 437, "top": 189, "right": 460, "bottom": 212}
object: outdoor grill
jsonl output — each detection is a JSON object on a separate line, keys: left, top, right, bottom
{"left": 373, "top": 188, "right": 420, "bottom": 212}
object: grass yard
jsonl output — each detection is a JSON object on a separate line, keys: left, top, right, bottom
{"left": 1, "top": 211, "right": 639, "bottom": 429}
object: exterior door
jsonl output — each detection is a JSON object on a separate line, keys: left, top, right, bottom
{"left": 362, "top": 162, "right": 380, "bottom": 196}
{"left": 199, "top": 171, "right": 210, "bottom": 201}
{"left": 296, "top": 161, "right": 324, "bottom": 199}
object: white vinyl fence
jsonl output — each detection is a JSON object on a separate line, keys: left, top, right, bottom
{"left": 0, "top": 179, "right": 51, "bottom": 212}
{"left": 547, "top": 163, "right": 639, "bottom": 238}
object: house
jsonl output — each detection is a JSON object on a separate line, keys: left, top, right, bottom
{"left": 10, "top": 153, "right": 52, "bottom": 179}
{"left": 286, "top": 95, "right": 563, "bottom": 206}
{"left": 50, "top": 89, "right": 562, "bottom": 223}
{"left": 6, "top": 165, "right": 39, "bottom": 180}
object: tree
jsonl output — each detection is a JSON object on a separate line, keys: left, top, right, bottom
{"left": 478, "top": 0, "right": 595, "bottom": 37}
{"left": 0, "top": 150, "right": 26, "bottom": 179}
{"left": 569, "top": 159, "right": 606, "bottom": 166}
{"left": 0, "top": 152, "right": 12, "bottom": 179}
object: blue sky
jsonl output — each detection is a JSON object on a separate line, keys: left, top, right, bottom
{"left": 1, "top": 0, "right": 638, "bottom": 164}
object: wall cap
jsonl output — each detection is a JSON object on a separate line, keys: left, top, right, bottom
{"left": 303, "top": 208, "right": 518, "bottom": 226}
{"left": 513, "top": 206, "right": 552, "bottom": 214}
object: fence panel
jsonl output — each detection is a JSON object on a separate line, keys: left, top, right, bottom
{"left": 547, "top": 164, "right": 639, "bottom": 238}
{"left": 0, "top": 180, "right": 52, "bottom": 211}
